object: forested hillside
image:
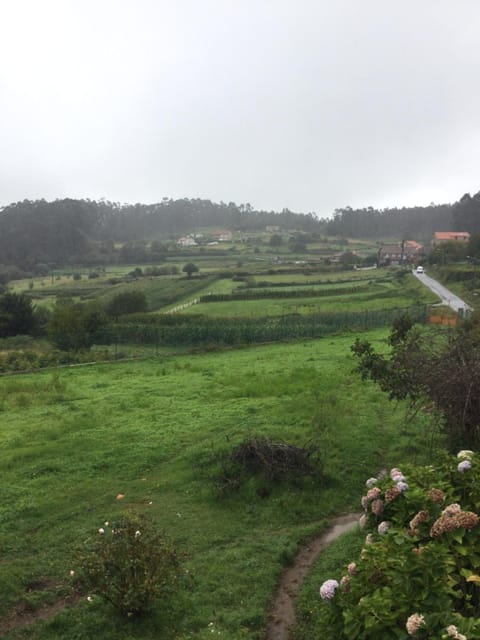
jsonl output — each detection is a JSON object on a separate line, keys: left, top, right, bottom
{"left": 1, "top": 190, "right": 479, "bottom": 270}
{"left": 0, "top": 198, "right": 322, "bottom": 269}
{"left": 326, "top": 203, "right": 452, "bottom": 239}
{"left": 326, "top": 191, "right": 480, "bottom": 240}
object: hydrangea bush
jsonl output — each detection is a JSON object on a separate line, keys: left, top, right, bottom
{"left": 316, "top": 451, "right": 480, "bottom": 639}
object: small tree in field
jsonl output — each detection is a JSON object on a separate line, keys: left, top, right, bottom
{"left": 182, "top": 263, "right": 199, "bottom": 278}
{"left": 47, "top": 300, "right": 90, "bottom": 351}
{"left": 47, "top": 300, "right": 107, "bottom": 351}
{"left": 0, "top": 292, "right": 36, "bottom": 337}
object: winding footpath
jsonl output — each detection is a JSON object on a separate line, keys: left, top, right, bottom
{"left": 265, "top": 512, "right": 360, "bottom": 640}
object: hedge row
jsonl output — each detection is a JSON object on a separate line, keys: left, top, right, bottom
{"left": 199, "top": 285, "right": 369, "bottom": 302}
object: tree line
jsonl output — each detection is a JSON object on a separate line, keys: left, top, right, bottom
{"left": 0, "top": 197, "right": 322, "bottom": 271}
{"left": 326, "top": 190, "right": 480, "bottom": 240}
{"left": 1, "top": 189, "right": 479, "bottom": 274}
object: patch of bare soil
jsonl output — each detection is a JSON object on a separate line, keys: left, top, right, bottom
{"left": 265, "top": 513, "right": 360, "bottom": 640}
{"left": 0, "top": 587, "right": 81, "bottom": 637}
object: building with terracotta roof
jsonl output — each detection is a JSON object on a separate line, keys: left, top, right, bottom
{"left": 433, "top": 231, "right": 470, "bottom": 245}
{"left": 378, "top": 240, "right": 424, "bottom": 265}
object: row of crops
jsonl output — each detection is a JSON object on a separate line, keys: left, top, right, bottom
{"left": 95, "top": 305, "right": 430, "bottom": 347}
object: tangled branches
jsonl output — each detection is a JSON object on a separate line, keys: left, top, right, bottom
{"left": 213, "top": 436, "right": 324, "bottom": 496}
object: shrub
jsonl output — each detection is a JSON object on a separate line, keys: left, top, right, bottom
{"left": 312, "top": 452, "right": 480, "bottom": 639}
{"left": 352, "top": 322, "right": 480, "bottom": 450}
{"left": 73, "top": 515, "right": 183, "bottom": 617}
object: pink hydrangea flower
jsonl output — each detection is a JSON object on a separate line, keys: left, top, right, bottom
{"left": 458, "top": 460, "right": 472, "bottom": 473}
{"left": 378, "top": 521, "right": 390, "bottom": 534}
{"left": 347, "top": 562, "right": 357, "bottom": 575}
{"left": 366, "top": 487, "right": 381, "bottom": 501}
{"left": 340, "top": 575, "right": 350, "bottom": 592}
{"left": 442, "top": 503, "right": 462, "bottom": 516}
{"left": 406, "top": 613, "right": 425, "bottom": 635}
{"left": 319, "top": 579, "right": 339, "bottom": 600}
{"left": 371, "top": 498, "right": 384, "bottom": 516}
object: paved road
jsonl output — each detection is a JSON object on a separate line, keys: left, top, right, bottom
{"left": 412, "top": 269, "right": 472, "bottom": 314}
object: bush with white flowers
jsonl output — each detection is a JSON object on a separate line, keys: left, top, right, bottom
{"left": 73, "top": 515, "right": 183, "bottom": 617}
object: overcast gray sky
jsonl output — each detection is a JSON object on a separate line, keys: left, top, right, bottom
{"left": 1, "top": 0, "right": 479, "bottom": 216}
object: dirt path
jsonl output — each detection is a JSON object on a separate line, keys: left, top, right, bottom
{"left": 265, "top": 512, "right": 360, "bottom": 640}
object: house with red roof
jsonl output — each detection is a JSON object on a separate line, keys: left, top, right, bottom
{"left": 378, "top": 240, "right": 424, "bottom": 266}
{"left": 433, "top": 231, "right": 470, "bottom": 246}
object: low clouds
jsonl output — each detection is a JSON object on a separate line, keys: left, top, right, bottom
{"left": 1, "top": 0, "right": 479, "bottom": 215}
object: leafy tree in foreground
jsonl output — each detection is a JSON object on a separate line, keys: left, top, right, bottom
{"left": 351, "top": 315, "right": 480, "bottom": 450}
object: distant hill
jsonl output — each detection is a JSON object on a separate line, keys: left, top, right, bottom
{"left": 1, "top": 190, "right": 479, "bottom": 270}
{"left": 0, "top": 197, "right": 322, "bottom": 269}
{"left": 325, "top": 190, "right": 480, "bottom": 240}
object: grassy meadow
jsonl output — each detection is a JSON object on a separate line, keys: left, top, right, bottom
{"left": 0, "top": 331, "right": 440, "bottom": 640}
{"left": 180, "top": 272, "right": 437, "bottom": 318}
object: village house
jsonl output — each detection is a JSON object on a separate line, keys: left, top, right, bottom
{"left": 176, "top": 235, "right": 197, "bottom": 247}
{"left": 378, "top": 240, "right": 424, "bottom": 266}
{"left": 211, "top": 230, "right": 233, "bottom": 242}
{"left": 432, "top": 231, "right": 470, "bottom": 246}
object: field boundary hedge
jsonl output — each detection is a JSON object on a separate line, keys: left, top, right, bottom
{"left": 199, "top": 285, "right": 370, "bottom": 302}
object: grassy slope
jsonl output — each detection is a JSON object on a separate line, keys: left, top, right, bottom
{"left": 0, "top": 331, "right": 438, "bottom": 640}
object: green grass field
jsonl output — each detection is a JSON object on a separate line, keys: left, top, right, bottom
{"left": 181, "top": 275, "right": 437, "bottom": 318}
{"left": 0, "top": 331, "right": 440, "bottom": 639}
